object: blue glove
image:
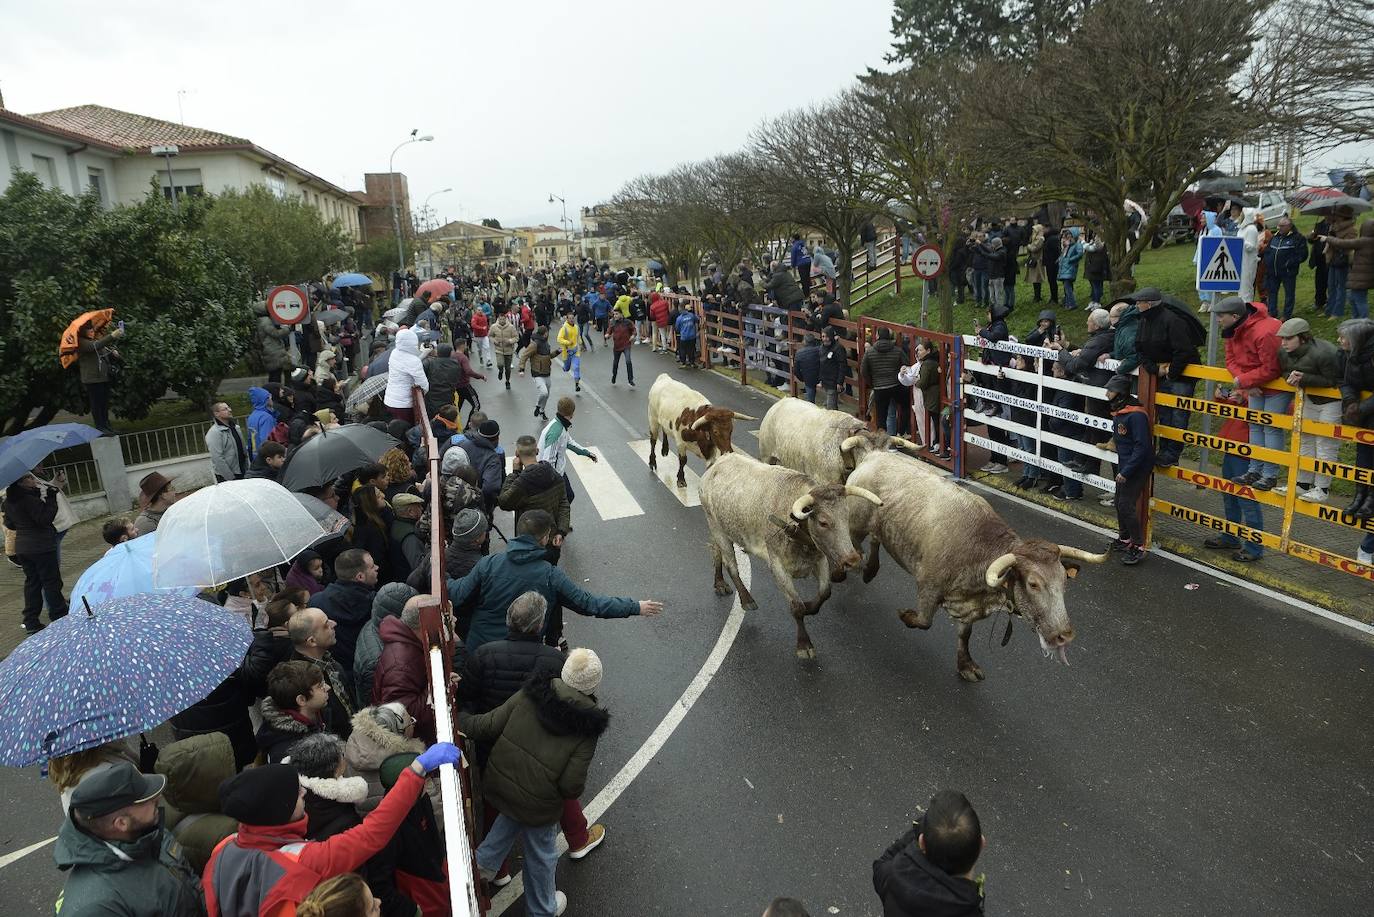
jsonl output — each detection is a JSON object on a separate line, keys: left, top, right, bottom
{"left": 415, "top": 742, "right": 462, "bottom": 773}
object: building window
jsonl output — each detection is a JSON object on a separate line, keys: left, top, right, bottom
{"left": 159, "top": 168, "right": 204, "bottom": 200}
{"left": 87, "top": 167, "right": 106, "bottom": 202}
{"left": 265, "top": 174, "right": 287, "bottom": 199}
{"left": 31, "top": 154, "right": 59, "bottom": 188}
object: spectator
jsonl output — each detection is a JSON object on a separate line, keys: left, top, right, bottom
{"left": 373, "top": 595, "right": 436, "bottom": 744}
{"left": 1023, "top": 222, "right": 1047, "bottom": 303}
{"left": 1041, "top": 223, "right": 1062, "bottom": 305}
{"left": 288, "top": 608, "right": 355, "bottom": 738}
{"left": 287, "top": 548, "right": 327, "bottom": 597}
{"left": 649, "top": 292, "right": 672, "bottom": 352}
{"left": 257, "top": 660, "right": 331, "bottom": 762}
{"left": 461, "top": 648, "right": 611, "bottom": 917}
{"left": 346, "top": 703, "right": 427, "bottom": 814}
{"left": 862, "top": 327, "right": 905, "bottom": 435}
{"left": 101, "top": 517, "right": 137, "bottom": 546}
{"left": 55, "top": 762, "right": 205, "bottom": 917}
{"left": 311, "top": 549, "right": 380, "bottom": 679}
{"left": 981, "top": 236, "right": 1006, "bottom": 307}
{"left": 1262, "top": 217, "right": 1310, "bottom": 320}
{"left": 387, "top": 493, "right": 425, "bottom": 584}
{"left": 790, "top": 233, "right": 814, "bottom": 295}
{"left": 245, "top": 387, "right": 278, "bottom": 459}
{"left": 254, "top": 301, "right": 292, "bottom": 385}
{"left": 1043, "top": 355, "right": 1088, "bottom": 502}
{"left": 1309, "top": 216, "right": 1330, "bottom": 311}
{"left": 1320, "top": 206, "right": 1358, "bottom": 318}
{"left": 1213, "top": 296, "right": 1285, "bottom": 490}
{"left": 1107, "top": 300, "right": 1140, "bottom": 374}
{"left": 3, "top": 471, "right": 69, "bottom": 633}
{"left": 240, "top": 590, "right": 299, "bottom": 699}
{"left": 74, "top": 317, "right": 124, "bottom": 435}
{"left": 458, "top": 419, "right": 506, "bottom": 514}
{"left": 766, "top": 259, "right": 805, "bottom": 311}
{"left": 382, "top": 329, "right": 429, "bottom": 424}
{"left": 372, "top": 754, "right": 451, "bottom": 914}
{"left": 1058, "top": 228, "right": 1085, "bottom": 310}
{"left": 818, "top": 326, "right": 849, "bottom": 411}
{"left": 153, "top": 733, "right": 238, "bottom": 873}
{"left": 1276, "top": 318, "right": 1344, "bottom": 503}
{"left": 132, "top": 471, "right": 180, "bottom": 535}
{"left": 500, "top": 436, "right": 571, "bottom": 557}
{"left": 1317, "top": 212, "right": 1373, "bottom": 320}
{"left": 421, "top": 343, "right": 461, "bottom": 419}
{"left": 296, "top": 873, "right": 376, "bottom": 917}
{"left": 794, "top": 334, "right": 822, "bottom": 403}
{"left": 203, "top": 743, "right": 461, "bottom": 917}
{"left": 899, "top": 339, "right": 944, "bottom": 456}
{"left": 1337, "top": 319, "right": 1374, "bottom": 519}
{"left": 1063, "top": 308, "right": 1116, "bottom": 388}
{"left": 1082, "top": 232, "right": 1110, "bottom": 308}
{"left": 245, "top": 440, "right": 287, "bottom": 482}
{"left": 448, "top": 509, "right": 661, "bottom": 654}
{"left": 347, "top": 486, "right": 391, "bottom": 583}
{"left": 1128, "top": 288, "right": 1204, "bottom": 467}
{"left": 352, "top": 582, "right": 418, "bottom": 707}
{"left": 970, "top": 306, "right": 1013, "bottom": 474}
{"left": 810, "top": 243, "right": 836, "bottom": 294}
{"left": 1201, "top": 388, "right": 1265, "bottom": 563}
{"left": 1238, "top": 209, "right": 1261, "bottom": 301}
{"left": 872, "top": 790, "right": 986, "bottom": 917}
{"left": 860, "top": 220, "right": 878, "bottom": 271}
{"left": 1106, "top": 374, "right": 1154, "bottom": 565}
{"left": 675, "top": 304, "right": 700, "bottom": 366}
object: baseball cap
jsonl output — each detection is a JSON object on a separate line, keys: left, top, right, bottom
{"left": 69, "top": 762, "right": 166, "bottom": 818}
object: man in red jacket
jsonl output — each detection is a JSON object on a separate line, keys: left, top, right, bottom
{"left": 1214, "top": 296, "right": 1287, "bottom": 489}
{"left": 373, "top": 595, "right": 435, "bottom": 744}
{"left": 648, "top": 292, "right": 672, "bottom": 352}
{"left": 609, "top": 313, "right": 636, "bottom": 386}
{"left": 203, "top": 742, "right": 460, "bottom": 916}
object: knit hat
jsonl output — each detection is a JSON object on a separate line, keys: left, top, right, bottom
{"left": 478, "top": 419, "right": 500, "bottom": 439}
{"left": 441, "top": 448, "right": 471, "bottom": 475}
{"left": 290, "top": 368, "right": 309, "bottom": 384}
{"left": 561, "top": 647, "right": 603, "bottom": 694}
{"left": 374, "top": 701, "right": 410, "bottom": 736}
{"left": 452, "top": 507, "right": 487, "bottom": 544}
{"left": 218, "top": 764, "right": 300, "bottom": 825}
{"left": 313, "top": 409, "right": 333, "bottom": 424}
{"left": 1276, "top": 317, "right": 1310, "bottom": 338}
{"left": 378, "top": 753, "right": 418, "bottom": 790}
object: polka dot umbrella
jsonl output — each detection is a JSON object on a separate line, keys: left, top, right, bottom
{"left": 0, "top": 593, "right": 251, "bottom": 767}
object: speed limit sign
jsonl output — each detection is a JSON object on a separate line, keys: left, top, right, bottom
{"left": 265, "top": 285, "right": 309, "bottom": 325}
{"left": 911, "top": 245, "right": 944, "bottom": 280}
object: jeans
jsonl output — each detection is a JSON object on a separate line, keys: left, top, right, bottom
{"left": 1156, "top": 377, "right": 1196, "bottom": 463}
{"left": 17, "top": 550, "right": 67, "bottom": 629}
{"left": 1349, "top": 288, "right": 1369, "bottom": 319}
{"left": 1246, "top": 391, "right": 1292, "bottom": 479}
{"left": 1327, "top": 266, "right": 1349, "bottom": 317}
{"left": 579, "top": 322, "right": 595, "bottom": 350}
{"left": 972, "top": 270, "right": 989, "bottom": 305}
{"left": 802, "top": 382, "right": 818, "bottom": 403}
{"left": 86, "top": 381, "right": 111, "bottom": 430}
{"left": 823, "top": 385, "right": 839, "bottom": 410}
{"left": 476, "top": 816, "right": 561, "bottom": 916}
{"left": 1266, "top": 273, "right": 1297, "bottom": 319}
{"left": 611, "top": 348, "right": 633, "bottom": 383}
{"left": 872, "top": 387, "right": 899, "bottom": 435}
{"left": 1088, "top": 277, "right": 1105, "bottom": 304}
{"left": 562, "top": 353, "right": 581, "bottom": 381}
{"left": 1002, "top": 278, "right": 1015, "bottom": 308}
{"left": 1017, "top": 435, "right": 1040, "bottom": 479}
{"left": 1297, "top": 399, "right": 1342, "bottom": 488}
{"left": 1061, "top": 277, "right": 1078, "bottom": 309}
{"left": 1220, "top": 453, "right": 1264, "bottom": 557}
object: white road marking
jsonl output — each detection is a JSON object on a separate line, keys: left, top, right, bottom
{"left": 0, "top": 836, "right": 56, "bottom": 870}
{"left": 567, "top": 448, "right": 643, "bottom": 521}
{"left": 627, "top": 439, "right": 702, "bottom": 507}
{"left": 489, "top": 550, "right": 753, "bottom": 915}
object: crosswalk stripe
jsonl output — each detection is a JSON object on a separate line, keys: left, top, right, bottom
{"left": 567, "top": 448, "right": 644, "bottom": 520}
{"left": 627, "top": 440, "right": 702, "bottom": 507}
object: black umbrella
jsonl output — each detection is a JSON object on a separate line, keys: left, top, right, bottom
{"left": 1203, "top": 191, "right": 1250, "bottom": 209}
{"left": 279, "top": 425, "right": 399, "bottom": 491}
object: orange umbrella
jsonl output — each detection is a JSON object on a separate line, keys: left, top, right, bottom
{"left": 58, "top": 309, "right": 114, "bottom": 369}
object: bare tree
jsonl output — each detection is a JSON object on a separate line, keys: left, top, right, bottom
{"left": 606, "top": 168, "right": 707, "bottom": 287}
{"left": 748, "top": 91, "right": 885, "bottom": 306}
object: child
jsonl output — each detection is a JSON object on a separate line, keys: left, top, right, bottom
{"left": 257, "top": 661, "right": 330, "bottom": 763}
{"left": 1105, "top": 375, "right": 1154, "bottom": 565}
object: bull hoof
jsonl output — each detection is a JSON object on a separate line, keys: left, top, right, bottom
{"left": 830, "top": 570, "right": 848, "bottom": 583}
{"left": 795, "top": 645, "right": 817, "bottom": 660}
{"left": 740, "top": 597, "right": 759, "bottom": 611}
{"left": 861, "top": 565, "right": 878, "bottom": 584}
{"left": 898, "top": 609, "right": 932, "bottom": 630}
{"left": 713, "top": 581, "right": 733, "bottom": 597}
{"left": 957, "top": 664, "right": 985, "bottom": 683}
{"left": 675, "top": 477, "right": 687, "bottom": 489}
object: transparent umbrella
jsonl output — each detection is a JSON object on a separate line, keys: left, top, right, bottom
{"left": 152, "top": 479, "right": 327, "bottom": 588}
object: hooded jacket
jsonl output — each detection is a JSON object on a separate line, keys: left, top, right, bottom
{"left": 498, "top": 459, "right": 572, "bottom": 534}
{"left": 458, "top": 432, "right": 505, "bottom": 510}
{"left": 448, "top": 535, "right": 639, "bottom": 654}
{"left": 284, "top": 551, "right": 324, "bottom": 597}
{"left": 794, "top": 341, "right": 822, "bottom": 386}
{"left": 1222, "top": 301, "right": 1282, "bottom": 391}
{"left": 3, "top": 479, "right": 60, "bottom": 554}
{"left": 254, "top": 697, "right": 324, "bottom": 764}
{"left": 518, "top": 336, "right": 554, "bottom": 376}
{"left": 766, "top": 266, "right": 805, "bottom": 309}
{"left": 373, "top": 616, "right": 434, "bottom": 744}
{"left": 649, "top": 292, "right": 671, "bottom": 326}
{"left": 976, "top": 306, "right": 1012, "bottom": 368}
{"left": 1326, "top": 218, "right": 1374, "bottom": 291}
{"left": 345, "top": 707, "right": 429, "bottom": 813}
{"left": 872, "top": 826, "right": 985, "bottom": 917}
{"left": 1111, "top": 304, "right": 1141, "bottom": 374}
{"left": 245, "top": 388, "right": 277, "bottom": 459}
{"left": 1339, "top": 321, "right": 1374, "bottom": 424}
{"left": 311, "top": 580, "right": 377, "bottom": 678}
{"left": 1277, "top": 336, "right": 1343, "bottom": 405}
{"left": 1238, "top": 209, "right": 1260, "bottom": 299}
{"left": 155, "top": 732, "right": 239, "bottom": 873}
{"left": 459, "top": 674, "right": 610, "bottom": 827}
{"left": 422, "top": 351, "right": 461, "bottom": 417}
{"left": 254, "top": 301, "right": 292, "bottom": 372}
{"left": 383, "top": 330, "right": 429, "bottom": 410}
{"left": 353, "top": 582, "right": 418, "bottom": 706}
{"left": 55, "top": 811, "right": 206, "bottom": 917}
{"left": 820, "top": 337, "right": 850, "bottom": 386}
{"left": 1057, "top": 228, "right": 1084, "bottom": 281}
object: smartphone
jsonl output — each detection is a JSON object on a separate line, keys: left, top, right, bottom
{"left": 117, "top": 320, "right": 125, "bottom": 331}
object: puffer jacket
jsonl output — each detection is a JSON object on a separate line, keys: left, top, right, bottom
{"left": 459, "top": 632, "right": 564, "bottom": 715}
{"left": 155, "top": 733, "right": 238, "bottom": 873}
{"left": 422, "top": 353, "right": 461, "bottom": 418}
{"left": 54, "top": 812, "right": 206, "bottom": 917}
{"left": 353, "top": 582, "right": 418, "bottom": 707}
{"left": 459, "top": 675, "right": 610, "bottom": 827}
{"left": 649, "top": 293, "right": 671, "bottom": 326}
{"left": 976, "top": 306, "right": 1012, "bottom": 368}
{"left": 458, "top": 432, "right": 505, "bottom": 510}
{"left": 372, "top": 616, "right": 433, "bottom": 744}
{"left": 1278, "top": 336, "right": 1344, "bottom": 405}
{"left": 1222, "top": 301, "right": 1282, "bottom": 391}
{"left": 793, "top": 343, "right": 822, "bottom": 386}
{"left": 1338, "top": 320, "right": 1374, "bottom": 424}
{"left": 2, "top": 480, "right": 59, "bottom": 554}
{"left": 497, "top": 460, "right": 571, "bottom": 534}
{"left": 383, "top": 329, "right": 429, "bottom": 410}
{"left": 239, "top": 627, "right": 292, "bottom": 700}
{"left": 518, "top": 338, "right": 553, "bottom": 376}
{"left": 1326, "top": 218, "right": 1374, "bottom": 290}
{"left": 345, "top": 707, "right": 428, "bottom": 814}
{"left": 1111, "top": 305, "right": 1141, "bottom": 374}
{"left": 490, "top": 315, "right": 520, "bottom": 356}
{"left": 254, "top": 301, "right": 293, "bottom": 372}
{"left": 1057, "top": 229, "right": 1084, "bottom": 281}
{"left": 861, "top": 338, "right": 905, "bottom": 390}
{"left": 254, "top": 697, "right": 324, "bottom": 764}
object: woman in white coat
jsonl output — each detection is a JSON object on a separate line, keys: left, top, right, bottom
{"left": 382, "top": 328, "right": 430, "bottom": 423}
{"left": 1238, "top": 208, "right": 1260, "bottom": 301}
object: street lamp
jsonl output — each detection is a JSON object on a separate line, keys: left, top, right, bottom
{"left": 417, "top": 188, "right": 452, "bottom": 277}
{"left": 390, "top": 130, "right": 433, "bottom": 276}
{"left": 549, "top": 192, "right": 571, "bottom": 243}
{"left": 151, "top": 144, "right": 180, "bottom": 212}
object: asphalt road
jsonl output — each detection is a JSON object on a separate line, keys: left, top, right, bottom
{"left": 3, "top": 345, "right": 1372, "bottom": 916}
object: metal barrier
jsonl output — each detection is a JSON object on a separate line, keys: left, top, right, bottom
{"left": 119, "top": 420, "right": 249, "bottom": 466}
{"left": 1148, "top": 364, "right": 1374, "bottom": 581}
{"left": 46, "top": 458, "right": 102, "bottom": 497}
{"left": 411, "top": 387, "right": 485, "bottom": 916}
{"left": 849, "top": 233, "right": 903, "bottom": 309}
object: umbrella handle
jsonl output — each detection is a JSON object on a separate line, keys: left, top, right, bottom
{"left": 81, "top": 595, "right": 94, "bottom": 617}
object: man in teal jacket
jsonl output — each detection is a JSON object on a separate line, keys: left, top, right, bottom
{"left": 448, "top": 509, "right": 662, "bottom": 652}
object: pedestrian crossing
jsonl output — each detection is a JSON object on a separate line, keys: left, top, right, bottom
{"left": 566, "top": 447, "right": 644, "bottom": 520}
{"left": 627, "top": 440, "right": 702, "bottom": 507}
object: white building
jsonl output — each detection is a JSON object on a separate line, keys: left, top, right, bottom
{"left": 0, "top": 102, "right": 361, "bottom": 240}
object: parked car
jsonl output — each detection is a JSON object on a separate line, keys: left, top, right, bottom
{"left": 1249, "top": 189, "right": 1289, "bottom": 225}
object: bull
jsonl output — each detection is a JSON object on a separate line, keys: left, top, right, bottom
{"left": 757, "top": 397, "right": 920, "bottom": 484}
{"left": 846, "top": 452, "right": 1107, "bottom": 681}
{"left": 647, "top": 373, "right": 754, "bottom": 487}
{"left": 700, "top": 452, "right": 883, "bottom": 659}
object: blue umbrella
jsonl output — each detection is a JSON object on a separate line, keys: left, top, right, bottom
{"left": 331, "top": 272, "right": 373, "bottom": 289}
{"left": 70, "top": 533, "right": 200, "bottom": 609}
{"left": 0, "top": 423, "right": 102, "bottom": 490}
{"left": 0, "top": 593, "right": 251, "bottom": 766}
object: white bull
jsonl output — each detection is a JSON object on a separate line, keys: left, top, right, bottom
{"left": 757, "top": 397, "right": 919, "bottom": 484}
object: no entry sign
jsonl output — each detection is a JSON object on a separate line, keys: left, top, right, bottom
{"left": 911, "top": 244, "right": 944, "bottom": 280}
{"left": 265, "top": 285, "right": 309, "bottom": 325}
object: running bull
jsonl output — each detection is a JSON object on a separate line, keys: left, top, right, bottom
{"left": 757, "top": 396, "right": 919, "bottom": 484}
{"left": 647, "top": 373, "right": 755, "bottom": 487}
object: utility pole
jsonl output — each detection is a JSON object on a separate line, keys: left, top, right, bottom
{"left": 389, "top": 130, "right": 433, "bottom": 276}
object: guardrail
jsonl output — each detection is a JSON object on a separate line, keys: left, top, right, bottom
{"left": 119, "top": 420, "right": 249, "bottom": 467}
{"left": 849, "top": 233, "right": 903, "bottom": 309}
{"left": 45, "top": 458, "right": 102, "bottom": 497}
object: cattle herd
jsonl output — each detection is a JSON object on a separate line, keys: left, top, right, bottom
{"left": 647, "top": 375, "right": 1108, "bottom": 681}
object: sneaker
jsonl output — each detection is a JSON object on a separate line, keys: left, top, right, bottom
{"left": 1358, "top": 548, "right": 1373, "bottom": 565}
{"left": 629, "top": 379, "right": 636, "bottom": 387}
{"left": 1013, "top": 477, "right": 1034, "bottom": 489}
{"left": 1121, "top": 544, "right": 1146, "bottom": 565}
{"left": 1230, "top": 471, "right": 1262, "bottom": 485}
{"left": 575, "top": 382, "right": 581, "bottom": 392}
{"left": 979, "top": 461, "right": 998, "bottom": 473}
{"left": 22, "top": 621, "right": 45, "bottom": 635}
{"left": 1272, "top": 484, "right": 1288, "bottom": 496}
{"left": 505, "top": 381, "right": 511, "bottom": 390}
{"left": 555, "top": 891, "right": 568, "bottom": 916}
{"left": 939, "top": 450, "right": 952, "bottom": 460}
{"left": 985, "top": 463, "right": 1009, "bottom": 474}
{"left": 1057, "top": 493, "right": 1082, "bottom": 502}
{"left": 1099, "top": 494, "right": 1115, "bottom": 506}
{"left": 1203, "top": 536, "right": 1236, "bottom": 550}
{"left": 1299, "top": 488, "right": 1328, "bottom": 503}
{"left": 1252, "top": 477, "right": 1277, "bottom": 491}
{"left": 1230, "top": 550, "right": 1258, "bottom": 563}
{"left": 568, "top": 823, "right": 606, "bottom": 859}
{"left": 491, "top": 874, "right": 513, "bottom": 889}
{"left": 1154, "top": 455, "right": 1178, "bottom": 468}
{"left": 1108, "top": 537, "right": 1130, "bottom": 553}
{"left": 1045, "top": 484, "right": 1064, "bottom": 498}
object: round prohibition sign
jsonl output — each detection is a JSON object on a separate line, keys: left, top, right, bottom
{"left": 911, "top": 244, "right": 944, "bottom": 280}
{"left": 265, "top": 285, "right": 309, "bottom": 325}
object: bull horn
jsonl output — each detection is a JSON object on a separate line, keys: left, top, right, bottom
{"left": 790, "top": 493, "right": 817, "bottom": 519}
{"left": 985, "top": 552, "right": 1018, "bottom": 589}
{"left": 840, "top": 435, "right": 866, "bottom": 454}
{"left": 888, "top": 436, "right": 919, "bottom": 452}
{"left": 691, "top": 415, "right": 712, "bottom": 431}
{"left": 843, "top": 485, "right": 883, "bottom": 507}
{"left": 732, "top": 412, "right": 756, "bottom": 421}
{"left": 1058, "top": 545, "right": 1110, "bottom": 564}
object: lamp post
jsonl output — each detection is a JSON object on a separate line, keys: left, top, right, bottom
{"left": 549, "top": 191, "right": 571, "bottom": 243}
{"left": 151, "top": 144, "right": 180, "bottom": 212}
{"left": 418, "top": 188, "right": 451, "bottom": 277}
{"left": 390, "top": 131, "right": 433, "bottom": 276}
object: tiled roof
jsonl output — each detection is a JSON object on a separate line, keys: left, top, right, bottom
{"left": 26, "top": 104, "right": 250, "bottom": 150}
{"left": 0, "top": 108, "right": 125, "bottom": 152}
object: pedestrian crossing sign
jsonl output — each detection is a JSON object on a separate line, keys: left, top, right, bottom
{"left": 1196, "top": 236, "right": 1244, "bottom": 292}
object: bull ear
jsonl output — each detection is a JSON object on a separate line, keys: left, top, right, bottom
{"left": 1062, "top": 562, "right": 1081, "bottom": 579}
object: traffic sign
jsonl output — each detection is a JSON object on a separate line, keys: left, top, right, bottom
{"left": 265, "top": 285, "right": 309, "bottom": 325}
{"left": 911, "top": 244, "right": 944, "bottom": 280}
{"left": 1195, "top": 237, "right": 1244, "bottom": 293}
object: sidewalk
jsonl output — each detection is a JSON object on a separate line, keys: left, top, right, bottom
{"left": 0, "top": 516, "right": 115, "bottom": 661}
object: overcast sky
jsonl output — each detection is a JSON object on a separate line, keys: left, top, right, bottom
{"left": 3, "top": 0, "right": 1368, "bottom": 230}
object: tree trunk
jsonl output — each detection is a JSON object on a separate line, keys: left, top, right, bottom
{"left": 24, "top": 403, "right": 60, "bottom": 432}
